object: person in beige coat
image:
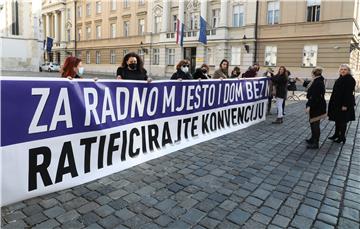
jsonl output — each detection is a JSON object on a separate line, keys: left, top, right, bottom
{"left": 213, "top": 59, "right": 229, "bottom": 79}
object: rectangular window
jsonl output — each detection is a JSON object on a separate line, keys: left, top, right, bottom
{"left": 303, "top": 45, "right": 318, "bottom": 67}
{"left": 189, "top": 12, "right": 197, "bottom": 30}
{"left": 172, "top": 15, "right": 177, "bottom": 32}
{"left": 123, "top": 21, "right": 129, "bottom": 37}
{"left": 264, "top": 46, "right": 277, "bottom": 66}
{"left": 138, "top": 49, "right": 145, "bottom": 61}
{"left": 154, "top": 16, "right": 161, "bottom": 33}
{"left": 110, "top": 50, "right": 116, "bottom": 64}
{"left": 111, "top": 0, "right": 116, "bottom": 11}
{"left": 212, "top": 9, "right": 220, "bottom": 28}
{"left": 124, "top": 0, "right": 129, "bottom": 8}
{"left": 267, "top": 1, "right": 279, "bottom": 25}
{"left": 110, "top": 23, "right": 116, "bottom": 38}
{"left": 153, "top": 48, "right": 159, "bottom": 65}
{"left": 96, "top": 51, "right": 101, "bottom": 64}
{"left": 86, "top": 26, "right": 91, "bottom": 40}
{"left": 96, "top": 25, "right": 101, "bottom": 39}
{"left": 166, "top": 48, "right": 175, "bottom": 65}
{"left": 96, "top": 1, "right": 101, "bottom": 14}
{"left": 233, "top": 5, "right": 244, "bottom": 27}
{"left": 11, "top": 0, "right": 19, "bottom": 35}
{"left": 307, "top": 0, "right": 320, "bottom": 22}
{"left": 207, "top": 48, "right": 214, "bottom": 65}
{"left": 86, "top": 3, "right": 91, "bottom": 16}
{"left": 77, "top": 6, "right": 82, "bottom": 18}
{"left": 86, "top": 51, "right": 90, "bottom": 64}
{"left": 77, "top": 28, "right": 81, "bottom": 41}
{"left": 231, "top": 47, "right": 241, "bottom": 65}
{"left": 138, "top": 19, "right": 145, "bottom": 35}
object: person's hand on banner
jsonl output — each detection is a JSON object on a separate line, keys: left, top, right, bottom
{"left": 93, "top": 77, "right": 98, "bottom": 81}
{"left": 117, "top": 76, "right": 122, "bottom": 80}
{"left": 147, "top": 77, "right": 153, "bottom": 83}
{"left": 67, "top": 76, "right": 73, "bottom": 80}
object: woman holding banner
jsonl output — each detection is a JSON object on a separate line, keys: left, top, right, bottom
{"left": 213, "top": 59, "right": 229, "bottom": 79}
{"left": 271, "top": 66, "right": 288, "bottom": 124}
{"left": 171, "top": 59, "right": 193, "bottom": 80}
{"left": 60, "top": 56, "right": 84, "bottom": 79}
{"left": 117, "top": 52, "right": 151, "bottom": 82}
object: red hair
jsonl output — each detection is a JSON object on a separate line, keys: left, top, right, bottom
{"left": 61, "top": 56, "right": 82, "bottom": 78}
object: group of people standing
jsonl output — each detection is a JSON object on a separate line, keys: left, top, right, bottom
{"left": 59, "top": 53, "right": 357, "bottom": 150}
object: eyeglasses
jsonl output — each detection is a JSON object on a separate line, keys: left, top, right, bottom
{"left": 182, "top": 65, "right": 190, "bottom": 68}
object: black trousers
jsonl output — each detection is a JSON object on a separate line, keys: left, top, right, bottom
{"left": 334, "top": 121, "right": 347, "bottom": 139}
{"left": 310, "top": 121, "right": 320, "bottom": 143}
{"left": 267, "top": 96, "right": 273, "bottom": 112}
{"left": 282, "top": 99, "right": 286, "bottom": 114}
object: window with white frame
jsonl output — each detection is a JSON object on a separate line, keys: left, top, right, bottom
{"left": 110, "top": 23, "right": 116, "bottom": 38}
{"left": 303, "top": 45, "right": 318, "bottom": 67}
{"left": 207, "top": 48, "right": 214, "bottom": 66}
{"left": 110, "top": 50, "right": 116, "bottom": 64}
{"left": 264, "top": 46, "right": 277, "bottom": 66}
{"left": 307, "top": 0, "right": 320, "bottom": 22}
{"left": 123, "top": 49, "right": 128, "bottom": 57}
{"left": 96, "top": 51, "right": 101, "bottom": 64}
{"left": 166, "top": 48, "right": 175, "bottom": 65}
{"left": 77, "top": 28, "right": 81, "bottom": 41}
{"left": 124, "top": 0, "right": 129, "bottom": 8}
{"left": 96, "top": 25, "right": 101, "bottom": 39}
{"left": 189, "top": 12, "right": 197, "bottom": 30}
{"left": 86, "top": 26, "right": 91, "bottom": 39}
{"left": 172, "top": 15, "right": 177, "bottom": 32}
{"left": 212, "top": 9, "right": 220, "bottom": 28}
{"left": 233, "top": 5, "right": 244, "bottom": 27}
{"left": 111, "top": 0, "right": 116, "bottom": 11}
{"left": 123, "top": 21, "right": 129, "bottom": 37}
{"left": 77, "top": 6, "right": 82, "bottom": 18}
{"left": 86, "top": 3, "right": 91, "bottom": 16}
{"left": 138, "top": 19, "right": 145, "bottom": 35}
{"left": 153, "top": 48, "right": 159, "bottom": 65}
{"left": 267, "top": 1, "right": 279, "bottom": 25}
{"left": 96, "top": 1, "right": 101, "bottom": 14}
{"left": 138, "top": 49, "right": 144, "bottom": 61}
{"left": 86, "top": 51, "right": 90, "bottom": 64}
{"left": 154, "top": 16, "right": 161, "bottom": 33}
{"left": 231, "top": 47, "right": 241, "bottom": 65}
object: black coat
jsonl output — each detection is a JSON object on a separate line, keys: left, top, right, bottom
{"left": 271, "top": 73, "right": 288, "bottom": 99}
{"left": 304, "top": 76, "right": 327, "bottom": 121}
{"left": 192, "top": 68, "right": 211, "bottom": 79}
{"left": 171, "top": 69, "right": 193, "bottom": 80}
{"left": 328, "top": 74, "right": 356, "bottom": 122}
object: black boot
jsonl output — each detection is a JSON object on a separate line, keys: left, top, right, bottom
{"left": 308, "top": 121, "right": 320, "bottom": 149}
{"left": 306, "top": 138, "right": 313, "bottom": 144}
{"left": 329, "top": 123, "right": 340, "bottom": 140}
{"left": 307, "top": 142, "right": 319, "bottom": 149}
{"left": 334, "top": 123, "right": 347, "bottom": 144}
{"left": 272, "top": 118, "right": 282, "bottom": 124}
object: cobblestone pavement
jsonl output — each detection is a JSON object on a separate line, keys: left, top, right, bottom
{"left": 2, "top": 97, "right": 360, "bottom": 229}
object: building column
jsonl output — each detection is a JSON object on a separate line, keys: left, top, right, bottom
{"left": 60, "top": 9, "right": 66, "bottom": 42}
{"left": 161, "top": 0, "right": 169, "bottom": 33}
{"left": 220, "top": 0, "right": 228, "bottom": 27}
{"left": 46, "top": 13, "right": 50, "bottom": 37}
{"left": 200, "top": 0, "right": 207, "bottom": 20}
{"left": 54, "top": 11, "right": 59, "bottom": 43}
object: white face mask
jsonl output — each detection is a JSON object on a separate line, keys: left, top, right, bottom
{"left": 181, "top": 66, "right": 189, "bottom": 73}
{"left": 78, "top": 67, "right": 84, "bottom": 76}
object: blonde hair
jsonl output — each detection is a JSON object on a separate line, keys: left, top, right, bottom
{"left": 339, "top": 64, "right": 352, "bottom": 75}
{"left": 312, "top": 67, "right": 323, "bottom": 76}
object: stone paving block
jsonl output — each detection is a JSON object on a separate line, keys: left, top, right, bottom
{"left": 243, "top": 219, "right": 267, "bottom": 229}
{"left": 259, "top": 206, "right": 277, "bottom": 218}
{"left": 24, "top": 212, "right": 48, "bottom": 226}
{"left": 245, "top": 196, "right": 263, "bottom": 207}
{"left": 108, "top": 199, "right": 128, "bottom": 210}
{"left": 60, "top": 219, "right": 85, "bottom": 229}
{"left": 264, "top": 197, "right": 283, "bottom": 210}
{"left": 155, "top": 215, "right": 173, "bottom": 227}
{"left": 226, "top": 208, "right": 251, "bottom": 225}
{"left": 179, "top": 197, "right": 198, "bottom": 209}
{"left": 252, "top": 189, "right": 271, "bottom": 200}
{"left": 94, "top": 205, "right": 115, "bottom": 217}
{"left": 63, "top": 197, "right": 88, "bottom": 211}
{"left": 77, "top": 202, "right": 100, "bottom": 214}
{"left": 199, "top": 217, "right": 220, "bottom": 229}
{"left": 167, "top": 220, "right": 191, "bottom": 229}
{"left": 320, "top": 204, "right": 339, "bottom": 217}
{"left": 313, "top": 220, "right": 335, "bottom": 229}
{"left": 298, "top": 204, "right": 319, "bottom": 220}
{"left": 143, "top": 208, "right": 162, "bottom": 219}
{"left": 98, "top": 215, "right": 122, "bottom": 229}
{"left": 43, "top": 206, "right": 66, "bottom": 218}
{"left": 33, "top": 219, "right": 60, "bottom": 229}
{"left": 338, "top": 217, "right": 360, "bottom": 229}
{"left": 342, "top": 207, "right": 360, "bottom": 222}
{"left": 85, "top": 223, "right": 104, "bottom": 229}
{"left": 2, "top": 211, "right": 26, "bottom": 223}
{"left": 80, "top": 211, "right": 101, "bottom": 226}
{"left": 251, "top": 212, "right": 272, "bottom": 225}
{"left": 123, "top": 215, "right": 151, "bottom": 228}
{"left": 2, "top": 220, "right": 28, "bottom": 229}
{"left": 22, "top": 204, "right": 43, "bottom": 216}
{"left": 56, "top": 210, "right": 80, "bottom": 223}
{"left": 271, "top": 214, "right": 291, "bottom": 228}
{"left": 208, "top": 207, "right": 230, "bottom": 221}
{"left": 154, "top": 199, "right": 177, "bottom": 211}
{"left": 39, "top": 198, "right": 59, "bottom": 209}
{"left": 95, "top": 196, "right": 112, "bottom": 205}
{"left": 108, "top": 189, "right": 128, "bottom": 200}
{"left": 219, "top": 200, "right": 237, "bottom": 211}
{"left": 56, "top": 192, "right": 76, "bottom": 203}
{"left": 291, "top": 215, "right": 313, "bottom": 229}
{"left": 317, "top": 213, "right": 338, "bottom": 226}
{"left": 181, "top": 208, "right": 206, "bottom": 224}
{"left": 114, "top": 208, "right": 136, "bottom": 221}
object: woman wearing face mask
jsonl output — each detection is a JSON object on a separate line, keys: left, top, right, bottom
{"left": 171, "top": 60, "right": 193, "bottom": 80}
{"left": 60, "top": 56, "right": 84, "bottom": 79}
{"left": 116, "top": 52, "right": 150, "bottom": 81}
{"left": 327, "top": 64, "right": 356, "bottom": 144}
{"left": 213, "top": 59, "right": 229, "bottom": 79}
{"left": 192, "top": 64, "right": 211, "bottom": 79}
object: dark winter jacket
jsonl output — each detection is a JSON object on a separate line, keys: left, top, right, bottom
{"left": 192, "top": 68, "right": 211, "bottom": 79}
{"left": 303, "top": 76, "right": 327, "bottom": 123}
{"left": 116, "top": 67, "right": 148, "bottom": 81}
{"left": 328, "top": 74, "right": 356, "bottom": 122}
{"left": 171, "top": 69, "right": 193, "bottom": 80}
{"left": 242, "top": 68, "right": 257, "bottom": 78}
{"left": 271, "top": 73, "right": 288, "bottom": 99}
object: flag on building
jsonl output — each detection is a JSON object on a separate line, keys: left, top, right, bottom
{"left": 199, "top": 16, "right": 207, "bottom": 45}
{"left": 176, "top": 19, "right": 185, "bottom": 47}
{"left": 46, "top": 37, "right": 53, "bottom": 52}
{"left": 180, "top": 23, "right": 184, "bottom": 47}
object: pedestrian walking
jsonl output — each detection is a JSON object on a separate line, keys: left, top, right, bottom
{"left": 296, "top": 68, "right": 327, "bottom": 149}
{"left": 213, "top": 59, "right": 229, "bottom": 79}
{"left": 193, "top": 64, "right": 211, "bottom": 79}
{"left": 327, "top": 64, "right": 356, "bottom": 144}
{"left": 230, "top": 66, "right": 241, "bottom": 78}
{"left": 271, "top": 66, "right": 289, "bottom": 124}
{"left": 60, "top": 56, "right": 84, "bottom": 79}
{"left": 171, "top": 59, "right": 193, "bottom": 80}
{"left": 116, "top": 52, "right": 150, "bottom": 82}
{"left": 264, "top": 67, "right": 275, "bottom": 115}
